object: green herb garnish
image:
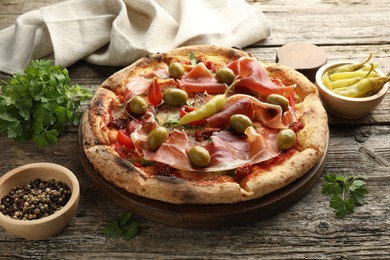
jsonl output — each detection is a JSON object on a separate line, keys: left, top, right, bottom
{"left": 140, "top": 158, "right": 155, "bottom": 166}
{"left": 0, "top": 59, "right": 93, "bottom": 147}
{"left": 322, "top": 173, "right": 368, "bottom": 218}
{"left": 190, "top": 51, "right": 198, "bottom": 66}
{"left": 103, "top": 212, "right": 138, "bottom": 240}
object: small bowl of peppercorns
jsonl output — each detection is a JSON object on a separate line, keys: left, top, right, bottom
{"left": 0, "top": 163, "right": 80, "bottom": 240}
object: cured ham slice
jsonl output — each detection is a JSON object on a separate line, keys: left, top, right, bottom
{"left": 226, "top": 94, "right": 297, "bottom": 129}
{"left": 206, "top": 127, "right": 280, "bottom": 170}
{"left": 143, "top": 130, "right": 193, "bottom": 170}
{"left": 180, "top": 63, "right": 227, "bottom": 94}
{"left": 142, "top": 128, "right": 281, "bottom": 172}
{"left": 128, "top": 111, "right": 158, "bottom": 155}
{"left": 228, "top": 57, "right": 295, "bottom": 98}
{"left": 124, "top": 77, "right": 151, "bottom": 96}
{"left": 206, "top": 97, "right": 253, "bottom": 128}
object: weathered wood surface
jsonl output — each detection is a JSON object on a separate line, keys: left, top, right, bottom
{"left": 1, "top": 0, "right": 390, "bottom": 259}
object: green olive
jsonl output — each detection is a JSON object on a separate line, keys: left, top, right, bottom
{"left": 128, "top": 96, "right": 148, "bottom": 115}
{"left": 169, "top": 62, "right": 185, "bottom": 79}
{"left": 230, "top": 114, "right": 253, "bottom": 134}
{"left": 163, "top": 88, "right": 188, "bottom": 106}
{"left": 147, "top": 126, "right": 169, "bottom": 151}
{"left": 277, "top": 128, "right": 297, "bottom": 150}
{"left": 216, "top": 67, "right": 235, "bottom": 85}
{"left": 188, "top": 146, "right": 211, "bottom": 167}
{"left": 266, "top": 94, "right": 290, "bottom": 112}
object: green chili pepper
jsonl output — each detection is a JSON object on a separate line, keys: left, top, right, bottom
{"left": 178, "top": 80, "right": 240, "bottom": 125}
{"left": 328, "top": 64, "right": 374, "bottom": 90}
{"left": 327, "top": 53, "right": 372, "bottom": 75}
{"left": 332, "top": 76, "right": 390, "bottom": 98}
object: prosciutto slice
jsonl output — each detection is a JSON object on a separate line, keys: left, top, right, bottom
{"left": 143, "top": 130, "right": 193, "bottom": 170}
{"left": 226, "top": 94, "right": 297, "bottom": 129}
{"left": 206, "top": 127, "right": 280, "bottom": 170}
{"left": 142, "top": 128, "right": 281, "bottom": 172}
{"left": 128, "top": 111, "right": 158, "bottom": 155}
{"left": 125, "top": 77, "right": 152, "bottom": 96}
{"left": 206, "top": 97, "right": 253, "bottom": 128}
{"left": 180, "top": 63, "right": 227, "bottom": 94}
{"left": 228, "top": 57, "right": 295, "bottom": 98}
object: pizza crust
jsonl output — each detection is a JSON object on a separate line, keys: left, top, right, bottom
{"left": 81, "top": 45, "right": 328, "bottom": 205}
{"left": 243, "top": 148, "right": 320, "bottom": 199}
{"left": 82, "top": 88, "right": 117, "bottom": 148}
{"left": 84, "top": 145, "right": 248, "bottom": 204}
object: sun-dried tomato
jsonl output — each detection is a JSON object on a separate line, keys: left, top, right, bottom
{"left": 156, "top": 162, "right": 177, "bottom": 177}
{"left": 289, "top": 121, "right": 304, "bottom": 132}
{"left": 234, "top": 163, "right": 253, "bottom": 183}
{"left": 194, "top": 128, "right": 220, "bottom": 142}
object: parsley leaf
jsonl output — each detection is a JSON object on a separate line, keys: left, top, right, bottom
{"left": 189, "top": 51, "right": 198, "bottom": 66}
{"left": 322, "top": 173, "right": 368, "bottom": 218}
{"left": 0, "top": 59, "right": 93, "bottom": 147}
{"left": 103, "top": 212, "right": 138, "bottom": 240}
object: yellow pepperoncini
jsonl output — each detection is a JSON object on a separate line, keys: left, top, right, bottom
{"left": 178, "top": 80, "right": 240, "bottom": 125}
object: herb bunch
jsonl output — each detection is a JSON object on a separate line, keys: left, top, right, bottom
{"left": 103, "top": 212, "right": 138, "bottom": 240}
{"left": 322, "top": 173, "right": 368, "bottom": 218}
{"left": 0, "top": 60, "right": 92, "bottom": 147}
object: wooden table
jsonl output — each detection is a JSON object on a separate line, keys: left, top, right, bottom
{"left": 1, "top": 0, "right": 389, "bottom": 258}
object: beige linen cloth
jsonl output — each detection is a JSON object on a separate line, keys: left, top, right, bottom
{"left": 0, "top": 0, "right": 271, "bottom": 74}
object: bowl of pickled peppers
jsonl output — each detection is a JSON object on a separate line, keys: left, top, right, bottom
{"left": 315, "top": 54, "right": 389, "bottom": 119}
{"left": 0, "top": 163, "right": 80, "bottom": 240}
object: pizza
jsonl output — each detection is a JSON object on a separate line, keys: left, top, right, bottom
{"left": 81, "top": 45, "right": 328, "bottom": 205}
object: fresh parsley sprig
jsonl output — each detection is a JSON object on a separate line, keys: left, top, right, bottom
{"left": 322, "top": 173, "right": 368, "bottom": 218}
{"left": 0, "top": 59, "right": 93, "bottom": 147}
{"left": 189, "top": 51, "right": 198, "bottom": 66}
{"left": 103, "top": 212, "right": 138, "bottom": 240}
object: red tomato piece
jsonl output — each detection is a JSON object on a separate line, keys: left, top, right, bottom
{"left": 148, "top": 77, "right": 162, "bottom": 106}
{"left": 117, "top": 129, "right": 135, "bottom": 149}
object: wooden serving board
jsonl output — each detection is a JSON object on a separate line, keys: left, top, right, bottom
{"left": 78, "top": 127, "right": 329, "bottom": 228}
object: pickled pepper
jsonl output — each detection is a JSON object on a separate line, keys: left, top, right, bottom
{"left": 327, "top": 53, "right": 372, "bottom": 75}
{"left": 333, "top": 76, "right": 390, "bottom": 98}
{"left": 178, "top": 80, "right": 240, "bottom": 125}
{"left": 328, "top": 64, "right": 374, "bottom": 90}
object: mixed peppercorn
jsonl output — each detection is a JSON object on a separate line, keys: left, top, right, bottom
{"left": 0, "top": 178, "right": 71, "bottom": 220}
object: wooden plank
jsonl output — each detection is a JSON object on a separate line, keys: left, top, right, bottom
{"left": 250, "top": 0, "right": 390, "bottom": 45}
{"left": 1, "top": 0, "right": 389, "bottom": 47}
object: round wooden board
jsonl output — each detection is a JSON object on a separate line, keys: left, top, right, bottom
{"left": 78, "top": 127, "right": 329, "bottom": 228}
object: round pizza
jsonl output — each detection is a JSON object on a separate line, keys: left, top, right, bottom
{"left": 81, "top": 45, "right": 328, "bottom": 205}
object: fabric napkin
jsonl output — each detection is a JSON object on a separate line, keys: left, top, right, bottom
{"left": 0, "top": 0, "right": 271, "bottom": 74}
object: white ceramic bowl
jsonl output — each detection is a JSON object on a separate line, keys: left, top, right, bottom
{"left": 315, "top": 60, "right": 388, "bottom": 119}
{"left": 0, "top": 163, "right": 80, "bottom": 240}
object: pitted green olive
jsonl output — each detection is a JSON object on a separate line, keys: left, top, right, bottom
{"left": 188, "top": 146, "right": 211, "bottom": 167}
{"left": 216, "top": 67, "right": 235, "bottom": 85}
{"left": 147, "top": 126, "right": 169, "bottom": 151}
{"left": 277, "top": 128, "right": 296, "bottom": 150}
{"left": 128, "top": 96, "right": 148, "bottom": 115}
{"left": 230, "top": 114, "right": 253, "bottom": 134}
{"left": 163, "top": 88, "right": 188, "bottom": 106}
{"left": 169, "top": 62, "right": 185, "bottom": 79}
{"left": 266, "top": 94, "right": 290, "bottom": 112}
